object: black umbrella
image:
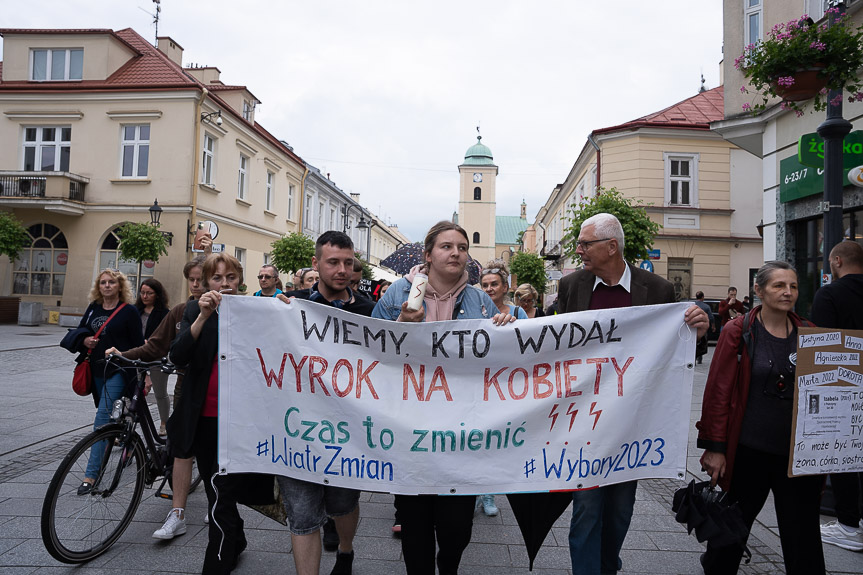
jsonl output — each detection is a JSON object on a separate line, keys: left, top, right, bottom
{"left": 507, "top": 492, "right": 572, "bottom": 570}
{"left": 379, "top": 242, "right": 483, "bottom": 285}
{"left": 380, "top": 243, "right": 424, "bottom": 276}
{"left": 671, "top": 480, "right": 751, "bottom": 562}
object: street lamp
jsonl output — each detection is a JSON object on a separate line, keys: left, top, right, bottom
{"left": 149, "top": 199, "right": 173, "bottom": 246}
{"left": 343, "top": 202, "right": 365, "bottom": 233}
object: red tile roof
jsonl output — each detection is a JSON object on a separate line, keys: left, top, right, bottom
{"left": 593, "top": 86, "right": 724, "bottom": 135}
{"left": 0, "top": 27, "right": 304, "bottom": 166}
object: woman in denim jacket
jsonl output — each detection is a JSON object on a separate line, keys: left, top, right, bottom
{"left": 372, "top": 221, "right": 514, "bottom": 575}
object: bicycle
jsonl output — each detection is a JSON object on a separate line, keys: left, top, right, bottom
{"left": 40, "top": 355, "right": 195, "bottom": 563}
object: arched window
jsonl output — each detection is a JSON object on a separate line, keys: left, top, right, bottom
{"left": 13, "top": 223, "right": 67, "bottom": 295}
{"left": 99, "top": 226, "right": 154, "bottom": 291}
{"left": 474, "top": 187, "right": 481, "bottom": 200}
{"left": 472, "top": 232, "right": 480, "bottom": 244}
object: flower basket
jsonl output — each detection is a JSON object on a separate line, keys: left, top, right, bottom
{"left": 772, "top": 67, "right": 828, "bottom": 101}
{"left": 738, "top": 10, "right": 863, "bottom": 115}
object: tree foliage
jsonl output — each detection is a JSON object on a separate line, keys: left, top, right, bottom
{"left": 116, "top": 221, "right": 169, "bottom": 264}
{"left": 509, "top": 251, "right": 547, "bottom": 295}
{"left": 0, "top": 212, "right": 30, "bottom": 262}
{"left": 563, "top": 187, "right": 662, "bottom": 264}
{"left": 355, "top": 251, "right": 374, "bottom": 280}
{"left": 270, "top": 232, "right": 315, "bottom": 276}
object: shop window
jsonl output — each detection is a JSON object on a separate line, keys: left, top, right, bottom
{"left": 13, "top": 223, "right": 67, "bottom": 296}
{"left": 99, "top": 226, "right": 154, "bottom": 292}
{"left": 667, "top": 258, "right": 692, "bottom": 302}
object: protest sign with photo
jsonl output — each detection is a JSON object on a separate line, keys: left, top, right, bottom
{"left": 217, "top": 296, "right": 696, "bottom": 495}
{"left": 790, "top": 327, "right": 863, "bottom": 476}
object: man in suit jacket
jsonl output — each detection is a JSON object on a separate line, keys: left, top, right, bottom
{"left": 557, "top": 213, "right": 707, "bottom": 575}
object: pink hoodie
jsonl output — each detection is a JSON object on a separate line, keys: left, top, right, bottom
{"left": 405, "top": 264, "right": 468, "bottom": 322}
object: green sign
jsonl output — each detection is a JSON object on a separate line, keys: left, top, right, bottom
{"left": 780, "top": 155, "right": 824, "bottom": 203}
{"left": 798, "top": 130, "right": 863, "bottom": 169}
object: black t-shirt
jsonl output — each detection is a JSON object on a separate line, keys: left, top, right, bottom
{"left": 738, "top": 319, "right": 797, "bottom": 455}
{"left": 284, "top": 287, "right": 376, "bottom": 317}
{"left": 79, "top": 302, "right": 144, "bottom": 374}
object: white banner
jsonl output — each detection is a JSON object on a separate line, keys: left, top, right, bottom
{"left": 217, "top": 296, "right": 695, "bottom": 495}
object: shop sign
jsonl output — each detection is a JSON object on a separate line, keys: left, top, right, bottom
{"left": 56, "top": 253, "right": 67, "bottom": 266}
{"left": 780, "top": 155, "right": 826, "bottom": 203}
{"left": 798, "top": 130, "right": 863, "bottom": 169}
{"left": 648, "top": 249, "right": 661, "bottom": 260}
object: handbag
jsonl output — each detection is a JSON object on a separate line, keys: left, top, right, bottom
{"left": 72, "top": 303, "right": 127, "bottom": 396}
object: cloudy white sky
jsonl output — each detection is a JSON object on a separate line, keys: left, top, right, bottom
{"left": 4, "top": 1, "right": 724, "bottom": 241}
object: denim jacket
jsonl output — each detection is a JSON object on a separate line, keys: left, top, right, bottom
{"left": 372, "top": 277, "right": 497, "bottom": 321}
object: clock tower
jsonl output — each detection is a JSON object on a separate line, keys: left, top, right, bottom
{"left": 458, "top": 135, "right": 498, "bottom": 265}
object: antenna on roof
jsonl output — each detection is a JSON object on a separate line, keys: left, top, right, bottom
{"left": 139, "top": 0, "right": 161, "bottom": 46}
{"left": 699, "top": 72, "right": 707, "bottom": 93}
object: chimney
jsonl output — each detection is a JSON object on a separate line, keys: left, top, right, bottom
{"left": 157, "top": 37, "right": 184, "bottom": 66}
{"left": 350, "top": 193, "right": 361, "bottom": 201}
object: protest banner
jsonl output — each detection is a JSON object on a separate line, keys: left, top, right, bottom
{"left": 217, "top": 296, "right": 696, "bottom": 495}
{"left": 790, "top": 327, "right": 863, "bottom": 476}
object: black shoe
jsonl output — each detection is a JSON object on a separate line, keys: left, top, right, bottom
{"left": 330, "top": 550, "right": 353, "bottom": 575}
{"left": 322, "top": 518, "right": 339, "bottom": 552}
{"left": 77, "top": 482, "right": 93, "bottom": 496}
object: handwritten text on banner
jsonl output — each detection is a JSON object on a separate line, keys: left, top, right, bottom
{"left": 216, "top": 297, "right": 696, "bottom": 495}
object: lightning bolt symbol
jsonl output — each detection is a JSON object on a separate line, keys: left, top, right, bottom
{"left": 589, "top": 401, "right": 602, "bottom": 430}
{"left": 566, "top": 402, "right": 579, "bottom": 431}
{"left": 547, "top": 403, "right": 560, "bottom": 431}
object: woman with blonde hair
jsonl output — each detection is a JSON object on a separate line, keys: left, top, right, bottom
{"left": 76, "top": 269, "right": 143, "bottom": 494}
{"left": 514, "top": 282, "right": 545, "bottom": 318}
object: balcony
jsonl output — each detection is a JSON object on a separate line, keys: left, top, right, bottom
{"left": 0, "top": 171, "right": 88, "bottom": 215}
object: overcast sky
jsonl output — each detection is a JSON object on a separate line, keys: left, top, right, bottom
{"left": 4, "top": 1, "right": 724, "bottom": 242}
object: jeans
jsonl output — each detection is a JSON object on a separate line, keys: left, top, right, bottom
{"left": 85, "top": 373, "right": 127, "bottom": 480}
{"left": 276, "top": 475, "right": 360, "bottom": 535}
{"left": 568, "top": 481, "right": 637, "bottom": 575}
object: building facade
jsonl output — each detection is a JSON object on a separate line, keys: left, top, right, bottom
{"left": 712, "top": 0, "right": 863, "bottom": 313}
{"left": 0, "top": 28, "right": 307, "bottom": 313}
{"left": 534, "top": 87, "right": 763, "bottom": 304}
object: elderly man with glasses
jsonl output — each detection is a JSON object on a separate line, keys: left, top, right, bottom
{"left": 557, "top": 212, "right": 708, "bottom": 575}
{"left": 254, "top": 264, "right": 283, "bottom": 298}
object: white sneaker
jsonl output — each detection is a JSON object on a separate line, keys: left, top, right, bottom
{"left": 153, "top": 509, "right": 187, "bottom": 540}
{"left": 820, "top": 519, "right": 863, "bottom": 551}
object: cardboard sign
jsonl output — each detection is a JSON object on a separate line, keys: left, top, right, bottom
{"left": 790, "top": 327, "right": 863, "bottom": 476}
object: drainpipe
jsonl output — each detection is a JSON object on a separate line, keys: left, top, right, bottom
{"left": 587, "top": 133, "right": 601, "bottom": 191}
{"left": 189, "top": 87, "right": 208, "bottom": 252}
{"left": 299, "top": 166, "right": 309, "bottom": 234}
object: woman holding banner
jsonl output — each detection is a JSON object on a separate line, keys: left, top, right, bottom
{"left": 373, "top": 221, "right": 515, "bottom": 575}
{"left": 696, "top": 261, "right": 824, "bottom": 575}
{"left": 170, "top": 254, "right": 276, "bottom": 574}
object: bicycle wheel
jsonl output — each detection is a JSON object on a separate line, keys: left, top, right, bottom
{"left": 41, "top": 425, "right": 146, "bottom": 563}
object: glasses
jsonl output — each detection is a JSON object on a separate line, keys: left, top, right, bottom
{"left": 481, "top": 268, "right": 502, "bottom": 276}
{"left": 257, "top": 275, "right": 274, "bottom": 280}
{"left": 575, "top": 238, "right": 612, "bottom": 249}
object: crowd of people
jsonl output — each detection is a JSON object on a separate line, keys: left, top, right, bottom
{"left": 62, "top": 212, "right": 863, "bottom": 575}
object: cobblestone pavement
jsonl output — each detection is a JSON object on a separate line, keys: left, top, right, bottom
{"left": 0, "top": 324, "right": 859, "bottom": 574}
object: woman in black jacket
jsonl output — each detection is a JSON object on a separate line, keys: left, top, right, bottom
{"left": 169, "top": 253, "right": 252, "bottom": 574}
{"left": 135, "top": 278, "right": 170, "bottom": 435}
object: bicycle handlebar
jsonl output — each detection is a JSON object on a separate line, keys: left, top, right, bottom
{"left": 106, "top": 354, "right": 176, "bottom": 374}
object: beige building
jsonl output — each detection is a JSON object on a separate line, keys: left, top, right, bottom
{"left": 0, "top": 28, "right": 307, "bottom": 314}
{"left": 711, "top": 0, "right": 863, "bottom": 313}
{"left": 535, "top": 86, "right": 763, "bottom": 303}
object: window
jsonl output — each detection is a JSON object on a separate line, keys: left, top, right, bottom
{"left": 304, "top": 193, "right": 312, "bottom": 228}
{"left": 664, "top": 153, "right": 698, "bottom": 207}
{"left": 263, "top": 253, "right": 271, "bottom": 266}
{"left": 474, "top": 187, "right": 481, "bottom": 200}
{"left": 808, "top": 0, "right": 828, "bottom": 21}
{"left": 12, "top": 224, "right": 67, "bottom": 296}
{"left": 23, "top": 126, "right": 71, "bottom": 171}
{"left": 266, "top": 171, "right": 274, "bottom": 211}
{"left": 120, "top": 124, "right": 150, "bottom": 178}
{"left": 288, "top": 183, "right": 296, "bottom": 220}
{"left": 99, "top": 226, "right": 153, "bottom": 292}
{"left": 744, "top": 0, "right": 762, "bottom": 47}
{"left": 243, "top": 100, "right": 253, "bottom": 121}
{"left": 235, "top": 247, "right": 246, "bottom": 271}
{"left": 473, "top": 232, "right": 480, "bottom": 244}
{"left": 330, "top": 207, "right": 337, "bottom": 231}
{"left": 238, "top": 154, "right": 249, "bottom": 200}
{"left": 318, "top": 201, "right": 325, "bottom": 231}
{"left": 202, "top": 134, "right": 215, "bottom": 185}
{"left": 30, "top": 49, "right": 83, "bottom": 81}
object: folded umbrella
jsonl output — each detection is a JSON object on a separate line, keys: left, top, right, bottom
{"left": 672, "top": 479, "right": 751, "bottom": 562}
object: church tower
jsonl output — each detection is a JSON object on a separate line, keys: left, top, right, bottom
{"left": 458, "top": 135, "right": 498, "bottom": 265}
